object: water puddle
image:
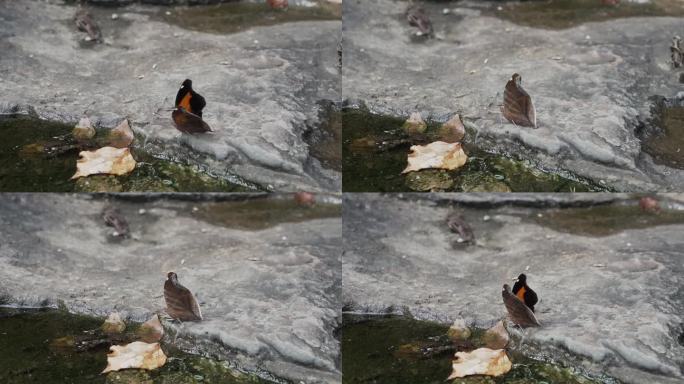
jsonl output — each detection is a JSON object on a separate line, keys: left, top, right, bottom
{"left": 0, "top": 307, "right": 271, "bottom": 384}
{"left": 305, "top": 104, "right": 342, "bottom": 172}
{"left": 157, "top": 0, "right": 341, "bottom": 35}
{"left": 188, "top": 196, "right": 341, "bottom": 230}
{"left": 342, "top": 109, "right": 604, "bottom": 192}
{"left": 483, "top": 0, "right": 684, "bottom": 29}
{"left": 0, "top": 115, "right": 255, "bottom": 192}
{"left": 639, "top": 96, "right": 684, "bottom": 170}
{"left": 531, "top": 201, "right": 684, "bottom": 237}
{"left": 341, "top": 314, "right": 612, "bottom": 384}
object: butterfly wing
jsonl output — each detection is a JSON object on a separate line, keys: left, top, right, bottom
{"left": 503, "top": 80, "right": 536, "bottom": 128}
{"left": 164, "top": 280, "right": 203, "bottom": 321}
{"left": 502, "top": 287, "right": 540, "bottom": 327}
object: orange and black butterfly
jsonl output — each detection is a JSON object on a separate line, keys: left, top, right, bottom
{"left": 502, "top": 284, "right": 540, "bottom": 328}
{"left": 172, "top": 79, "right": 211, "bottom": 134}
{"left": 175, "top": 79, "right": 206, "bottom": 118}
{"left": 512, "top": 273, "right": 538, "bottom": 312}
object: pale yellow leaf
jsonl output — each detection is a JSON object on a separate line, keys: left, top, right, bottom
{"left": 446, "top": 348, "right": 512, "bottom": 379}
{"left": 102, "top": 341, "right": 167, "bottom": 373}
{"left": 71, "top": 147, "right": 136, "bottom": 179}
{"left": 402, "top": 141, "right": 467, "bottom": 173}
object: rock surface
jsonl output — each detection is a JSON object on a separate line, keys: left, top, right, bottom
{"left": 0, "top": 194, "right": 341, "bottom": 384}
{"left": 343, "top": 193, "right": 684, "bottom": 384}
{"left": 0, "top": 0, "right": 341, "bottom": 192}
{"left": 342, "top": 0, "right": 684, "bottom": 191}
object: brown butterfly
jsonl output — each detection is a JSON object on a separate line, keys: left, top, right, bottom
{"left": 164, "top": 272, "right": 203, "bottom": 321}
{"left": 172, "top": 107, "right": 212, "bottom": 134}
{"left": 502, "top": 73, "right": 536, "bottom": 128}
{"left": 446, "top": 213, "right": 474, "bottom": 244}
{"left": 502, "top": 284, "right": 540, "bottom": 328}
{"left": 102, "top": 207, "right": 129, "bottom": 237}
{"left": 405, "top": 3, "right": 433, "bottom": 36}
{"left": 671, "top": 36, "right": 682, "bottom": 68}
{"left": 74, "top": 8, "right": 101, "bottom": 42}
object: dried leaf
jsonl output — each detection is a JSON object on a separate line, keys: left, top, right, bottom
{"left": 446, "top": 348, "right": 512, "bottom": 379}
{"left": 438, "top": 114, "right": 465, "bottom": 143}
{"left": 402, "top": 141, "right": 467, "bottom": 173}
{"left": 402, "top": 112, "right": 427, "bottom": 135}
{"left": 483, "top": 320, "right": 509, "bottom": 350}
{"left": 73, "top": 117, "right": 95, "bottom": 141}
{"left": 71, "top": 147, "right": 136, "bottom": 179}
{"left": 107, "top": 119, "right": 134, "bottom": 148}
{"left": 101, "top": 312, "right": 126, "bottom": 335}
{"left": 447, "top": 318, "right": 471, "bottom": 341}
{"left": 102, "top": 341, "right": 167, "bottom": 373}
{"left": 137, "top": 315, "right": 164, "bottom": 343}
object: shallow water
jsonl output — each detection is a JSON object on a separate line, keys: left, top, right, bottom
{"left": 640, "top": 98, "right": 684, "bottom": 170}
{"left": 0, "top": 116, "right": 254, "bottom": 192}
{"left": 0, "top": 308, "right": 271, "bottom": 384}
{"left": 157, "top": 0, "right": 341, "bottom": 35}
{"left": 342, "top": 109, "right": 605, "bottom": 192}
{"left": 484, "top": 0, "right": 684, "bottom": 29}
{"left": 188, "top": 196, "right": 342, "bottom": 230}
{"left": 341, "top": 314, "right": 613, "bottom": 384}
{"left": 531, "top": 201, "right": 684, "bottom": 237}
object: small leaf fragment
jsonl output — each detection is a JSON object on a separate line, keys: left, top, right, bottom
{"left": 137, "top": 315, "right": 164, "bottom": 343}
{"left": 107, "top": 119, "right": 135, "bottom": 148}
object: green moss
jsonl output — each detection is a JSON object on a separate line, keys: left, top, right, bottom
{"left": 341, "top": 314, "right": 614, "bottom": 384}
{"left": 0, "top": 308, "right": 272, "bottom": 384}
{"left": 0, "top": 116, "right": 256, "bottom": 192}
{"left": 342, "top": 109, "right": 604, "bottom": 192}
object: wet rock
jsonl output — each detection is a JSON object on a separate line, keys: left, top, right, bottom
{"left": 405, "top": 169, "right": 454, "bottom": 191}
